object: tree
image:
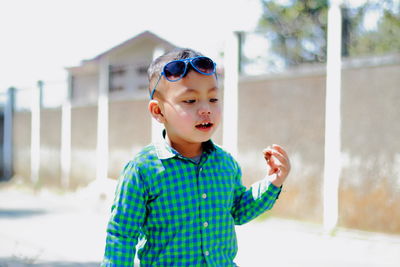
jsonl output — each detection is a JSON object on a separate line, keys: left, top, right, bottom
{"left": 349, "top": 2, "right": 400, "bottom": 56}
{"left": 257, "top": 0, "right": 400, "bottom": 67}
{"left": 258, "top": 0, "right": 329, "bottom": 66}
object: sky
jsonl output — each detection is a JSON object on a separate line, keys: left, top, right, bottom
{"left": 0, "top": 0, "right": 389, "bottom": 105}
{"left": 0, "top": 0, "right": 261, "bottom": 93}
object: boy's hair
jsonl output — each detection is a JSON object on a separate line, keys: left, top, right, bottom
{"left": 147, "top": 48, "right": 204, "bottom": 94}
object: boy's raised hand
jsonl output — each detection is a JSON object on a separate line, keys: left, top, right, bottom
{"left": 263, "top": 144, "right": 291, "bottom": 187}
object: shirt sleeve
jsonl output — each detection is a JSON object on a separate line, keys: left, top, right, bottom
{"left": 102, "top": 161, "right": 147, "bottom": 267}
{"left": 230, "top": 161, "right": 282, "bottom": 225}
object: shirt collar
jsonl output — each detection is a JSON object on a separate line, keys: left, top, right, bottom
{"left": 154, "top": 129, "right": 215, "bottom": 160}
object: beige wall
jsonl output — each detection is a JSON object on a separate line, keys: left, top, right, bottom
{"left": 236, "top": 57, "right": 400, "bottom": 234}
{"left": 13, "top": 111, "right": 31, "bottom": 180}
{"left": 39, "top": 108, "right": 62, "bottom": 186}
{"left": 340, "top": 63, "right": 400, "bottom": 233}
{"left": 72, "top": 73, "right": 99, "bottom": 105}
{"left": 108, "top": 99, "right": 151, "bottom": 179}
{"left": 238, "top": 73, "right": 326, "bottom": 223}
{"left": 12, "top": 56, "right": 400, "bottom": 234}
{"left": 70, "top": 105, "right": 98, "bottom": 188}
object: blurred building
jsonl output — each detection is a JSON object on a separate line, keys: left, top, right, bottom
{"left": 67, "top": 31, "right": 176, "bottom": 105}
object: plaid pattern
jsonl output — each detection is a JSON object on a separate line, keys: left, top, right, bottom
{"left": 102, "top": 139, "right": 281, "bottom": 267}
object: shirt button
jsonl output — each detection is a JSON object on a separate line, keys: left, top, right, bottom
{"left": 203, "top": 222, "right": 209, "bottom": 228}
{"left": 199, "top": 167, "right": 203, "bottom": 172}
{"left": 202, "top": 193, "right": 207, "bottom": 199}
{"left": 204, "top": 251, "right": 210, "bottom": 256}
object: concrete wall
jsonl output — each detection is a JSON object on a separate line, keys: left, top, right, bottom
{"left": 72, "top": 72, "right": 99, "bottom": 106}
{"left": 39, "top": 108, "right": 62, "bottom": 186}
{"left": 13, "top": 111, "right": 31, "bottom": 180}
{"left": 340, "top": 62, "right": 400, "bottom": 233}
{"left": 70, "top": 105, "right": 98, "bottom": 188}
{"left": 12, "top": 55, "right": 400, "bottom": 234}
{"left": 108, "top": 99, "right": 151, "bottom": 179}
{"left": 236, "top": 56, "right": 400, "bottom": 234}
{"left": 237, "top": 71, "right": 326, "bottom": 223}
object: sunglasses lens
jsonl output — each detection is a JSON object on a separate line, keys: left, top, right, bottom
{"left": 164, "top": 61, "right": 186, "bottom": 81}
{"left": 192, "top": 57, "right": 215, "bottom": 74}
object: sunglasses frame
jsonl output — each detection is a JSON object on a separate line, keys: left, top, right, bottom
{"left": 150, "top": 56, "right": 216, "bottom": 99}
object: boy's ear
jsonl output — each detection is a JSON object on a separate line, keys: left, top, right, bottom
{"left": 148, "top": 100, "right": 165, "bottom": 123}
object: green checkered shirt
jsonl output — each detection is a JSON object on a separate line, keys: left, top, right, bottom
{"left": 102, "top": 139, "right": 281, "bottom": 266}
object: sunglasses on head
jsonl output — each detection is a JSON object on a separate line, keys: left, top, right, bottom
{"left": 150, "top": 56, "right": 217, "bottom": 99}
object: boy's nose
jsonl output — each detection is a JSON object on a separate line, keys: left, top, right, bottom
{"left": 198, "top": 104, "right": 211, "bottom": 115}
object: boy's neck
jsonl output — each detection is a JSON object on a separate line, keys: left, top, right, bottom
{"left": 165, "top": 134, "right": 203, "bottom": 158}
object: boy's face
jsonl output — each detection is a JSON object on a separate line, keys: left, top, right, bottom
{"left": 156, "top": 70, "right": 221, "bottom": 145}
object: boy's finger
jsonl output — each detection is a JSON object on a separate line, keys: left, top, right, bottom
{"left": 264, "top": 145, "right": 288, "bottom": 162}
{"left": 263, "top": 146, "right": 273, "bottom": 154}
{"left": 267, "top": 155, "right": 283, "bottom": 171}
{"left": 269, "top": 151, "right": 288, "bottom": 167}
{"left": 270, "top": 147, "right": 290, "bottom": 169}
{"left": 269, "top": 168, "right": 278, "bottom": 176}
{"left": 267, "top": 162, "right": 279, "bottom": 175}
{"left": 263, "top": 148, "right": 273, "bottom": 161}
{"left": 272, "top": 144, "right": 289, "bottom": 159}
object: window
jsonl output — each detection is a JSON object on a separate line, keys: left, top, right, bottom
{"left": 136, "top": 65, "right": 148, "bottom": 76}
{"left": 109, "top": 65, "right": 127, "bottom": 92}
{"left": 135, "top": 64, "right": 149, "bottom": 91}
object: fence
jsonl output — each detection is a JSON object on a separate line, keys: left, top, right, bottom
{"left": 9, "top": 53, "right": 400, "bottom": 235}
{"left": 0, "top": 88, "right": 15, "bottom": 181}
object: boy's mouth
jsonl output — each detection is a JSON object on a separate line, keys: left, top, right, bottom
{"left": 195, "top": 122, "right": 214, "bottom": 130}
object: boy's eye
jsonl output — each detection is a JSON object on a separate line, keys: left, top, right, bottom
{"left": 183, "top": 99, "right": 196, "bottom": 104}
{"left": 210, "top": 98, "right": 218, "bottom": 103}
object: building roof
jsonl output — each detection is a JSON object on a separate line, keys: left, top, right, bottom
{"left": 66, "top": 30, "right": 177, "bottom": 72}
{"left": 85, "top": 30, "right": 177, "bottom": 62}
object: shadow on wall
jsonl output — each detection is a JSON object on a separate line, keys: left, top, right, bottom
{"left": 0, "top": 208, "right": 47, "bottom": 219}
{"left": 0, "top": 258, "right": 99, "bottom": 267}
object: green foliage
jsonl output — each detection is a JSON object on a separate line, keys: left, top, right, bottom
{"left": 258, "top": 0, "right": 329, "bottom": 66}
{"left": 349, "top": 8, "right": 400, "bottom": 56}
{"left": 257, "top": 0, "right": 400, "bottom": 67}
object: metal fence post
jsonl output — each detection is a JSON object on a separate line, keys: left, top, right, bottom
{"left": 61, "top": 75, "right": 72, "bottom": 188}
{"left": 31, "top": 81, "right": 43, "bottom": 185}
{"left": 323, "top": 0, "right": 343, "bottom": 233}
{"left": 3, "top": 87, "right": 16, "bottom": 181}
{"left": 96, "top": 58, "right": 109, "bottom": 181}
{"left": 223, "top": 31, "right": 240, "bottom": 157}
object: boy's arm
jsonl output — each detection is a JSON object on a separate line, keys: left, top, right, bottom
{"left": 231, "top": 145, "right": 290, "bottom": 225}
{"left": 230, "top": 168, "right": 282, "bottom": 225}
{"left": 102, "top": 161, "right": 146, "bottom": 267}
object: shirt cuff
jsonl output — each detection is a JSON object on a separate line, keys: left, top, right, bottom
{"left": 268, "top": 181, "right": 282, "bottom": 200}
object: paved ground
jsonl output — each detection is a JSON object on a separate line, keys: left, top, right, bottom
{"left": 1, "top": 179, "right": 399, "bottom": 267}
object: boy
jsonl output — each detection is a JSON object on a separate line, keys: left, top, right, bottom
{"left": 102, "top": 48, "right": 290, "bottom": 266}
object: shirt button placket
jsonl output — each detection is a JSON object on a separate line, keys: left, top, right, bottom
{"left": 198, "top": 165, "right": 210, "bottom": 261}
